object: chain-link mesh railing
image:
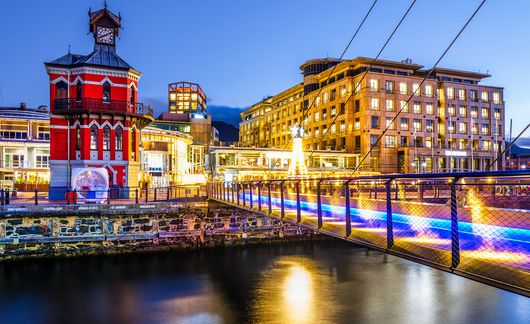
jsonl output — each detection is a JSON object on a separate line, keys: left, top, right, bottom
{"left": 209, "top": 170, "right": 530, "bottom": 294}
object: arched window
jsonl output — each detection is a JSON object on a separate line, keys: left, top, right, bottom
{"left": 130, "top": 87, "right": 136, "bottom": 104}
{"left": 90, "top": 125, "right": 98, "bottom": 150}
{"left": 75, "top": 126, "right": 81, "bottom": 150}
{"left": 115, "top": 126, "right": 123, "bottom": 151}
{"left": 103, "top": 81, "right": 111, "bottom": 102}
{"left": 55, "top": 81, "right": 68, "bottom": 100}
{"left": 103, "top": 126, "right": 111, "bottom": 151}
{"left": 76, "top": 81, "right": 82, "bottom": 101}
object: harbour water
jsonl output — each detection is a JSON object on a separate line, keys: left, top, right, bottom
{"left": 0, "top": 241, "right": 527, "bottom": 324}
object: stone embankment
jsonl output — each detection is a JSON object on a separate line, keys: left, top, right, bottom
{"left": 0, "top": 203, "right": 320, "bottom": 260}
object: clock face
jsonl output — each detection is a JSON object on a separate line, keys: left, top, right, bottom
{"left": 96, "top": 26, "right": 115, "bottom": 45}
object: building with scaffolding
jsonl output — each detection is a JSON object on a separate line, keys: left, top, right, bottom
{"left": 239, "top": 57, "right": 505, "bottom": 174}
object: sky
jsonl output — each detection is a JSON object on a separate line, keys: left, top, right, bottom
{"left": 0, "top": 0, "right": 529, "bottom": 138}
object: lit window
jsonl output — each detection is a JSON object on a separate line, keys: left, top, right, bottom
{"left": 426, "top": 102, "right": 434, "bottom": 114}
{"left": 371, "top": 98, "right": 379, "bottom": 110}
{"left": 481, "top": 124, "right": 489, "bottom": 135}
{"left": 481, "top": 108, "right": 489, "bottom": 118}
{"left": 494, "top": 108, "right": 501, "bottom": 120}
{"left": 386, "top": 99, "right": 394, "bottom": 111}
{"left": 323, "top": 92, "right": 328, "bottom": 103}
{"left": 399, "top": 82, "right": 407, "bottom": 94}
{"left": 340, "top": 85, "right": 347, "bottom": 97}
{"left": 472, "top": 123, "right": 479, "bottom": 135}
{"left": 471, "top": 106, "right": 478, "bottom": 118}
{"left": 448, "top": 104, "right": 456, "bottom": 117}
{"left": 385, "top": 81, "right": 394, "bottom": 93}
{"left": 481, "top": 91, "right": 489, "bottom": 102}
{"left": 90, "top": 125, "right": 98, "bottom": 150}
{"left": 115, "top": 126, "right": 123, "bottom": 151}
{"left": 493, "top": 92, "right": 501, "bottom": 104}
{"left": 448, "top": 121, "right": 456, "bottom": 133}
{"left": 340, "top": 120, "right": 346, "bottom": 132}
{"left": 458, "top": 89, "right": 466, "bottom": 100}
{"left": 413, "top": 101, "right": 421, "bottom": 114}
{"left": 425, "top": 137, "right": 432, "bottom": 148}
{"left": 459, "top": 122, "right": 467, "bottom": 134}
{"left": 385, "top": 135, "right": 395, "bottom": 148}
{"left": 103, "top": 126, "right": 111, "bottom": 151}
{"left": 446, "top": 87, "right": 454, "bottom": 99}
{"left": 483, "top": 140, "right": 492, "bottom": 150}
{"left": 459, "top": 106, "right": 467, "bottom": 117}
{"left": 75, "top": 126, "right": 81, "bottom": 150}
{"left": 400, "top": 118, "right": 409, "bottom": 131}
{"left": 413, "top": 119, "right": 421, "bottom": 131}
{"left": 369, "top": 79, "right": 379, "bottom": 91}
{"left": 386, "top": 117, "right": 395, "bottom": 129}
{"left": 425, "top": 85, "right": 433, "bottom": 97}
{"left": 76, "top": 81, "right": 82, "bottom": 101}
{"left": 354, "top": 118, "right": 360, "bottom": 130}
{"left": 412, "top": 83, "right": 420, "bottom": 95}
{"left": 400, "top": 100, "right": 408, "bottom": 112}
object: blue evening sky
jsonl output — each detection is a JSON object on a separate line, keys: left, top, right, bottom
{"left": 0, "top": 0, "right": 529, "bottom": 136}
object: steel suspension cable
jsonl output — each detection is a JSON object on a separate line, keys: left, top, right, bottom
{"left": 306, "top": 0, "right": 417, "bottom": 166}
{"left": 264, "top": 0, "right": 379, "bottom": 176}
{"left": 351, "top": 0, "right": 487, "bottom": 173}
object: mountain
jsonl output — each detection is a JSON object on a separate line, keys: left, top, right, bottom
{"left": 212, "top": 121, "right": 239, "bottom": 142}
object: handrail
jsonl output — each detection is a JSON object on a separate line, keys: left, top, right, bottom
{"left": 53, "top": 98, "right": 154, "bottom": 117}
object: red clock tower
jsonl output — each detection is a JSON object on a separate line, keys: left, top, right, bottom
{"left": 45, "top": 5, "right": 153, "bottom": 199}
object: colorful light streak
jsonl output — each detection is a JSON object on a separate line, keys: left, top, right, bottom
{"left": 241, "top": 193, "right": 530, "bottom": 269}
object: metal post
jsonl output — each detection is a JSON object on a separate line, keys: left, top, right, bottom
{"left": 242, "top": 183, "right": 246, "bottom": 207}
{"left": 167, "top": 187, "right": 170, "bottom": 201}
{"left": 107, "top": 189, "right": 111, "bottom": 205}
{"left": 249, "top": 182, "right": 254, "bottom": 209}
{"left": 0, "top": 189, "right": 4, "bottom": 206}
{"left": 145, "top": 188, "right": 148, "bottom": 203}
{"left": 386, "top": 180, "right": 394, "bottom": 249}
{"left": 5, "top": 189, "right": 9, "bottom": 205}
{"left": 317, "top": 180, "right": 322, "bottom": 229}
{"left": 280, "top": 181, "right": 285, "bottom": 219}
{"left": 267, "top": 181, "right": 272, "bottom": 215}
{"left": 237, "top": 183, "right": 241, "bottom": 205}
{"left": 231, "top": 182, "right": 235, "bottom": 203}
{"left": 296, "top": 181, "right": 301, "bottom": 223}
{"left": 450, "top": 180, "right": 460, "bottom": 269}
{"left": 34, "top": 189, "right": 38, "bottom": 205}
{"left": 72, "top": 189, "right": 77, "bottom": 205}
{"left": 135, "top": 188, "right": 139, "bottom": 204}
{"left": 257, "top": 181, "right": 262, "bottom": 211}
{"left": 395, "top": 182, "right": 398, "bottom": 200}
{"left": 345, "top": 180, "right": 351, "bottom": 237}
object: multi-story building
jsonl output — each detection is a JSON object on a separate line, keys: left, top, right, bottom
{"left": 0, "top": 104, "right": 50, "bottom": 189}
{"left": 153, "top": 81, "right": 217, "bottom": 173}
{"left": 240, "top": 57, "right": 505, "bottom": 174}
{"left": 44, "top": 5, "right": 153, "bottom": 198}
{"left": 139, "top": 126, "right": 206, "bottom": 187}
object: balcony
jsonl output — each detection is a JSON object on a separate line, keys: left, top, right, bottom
{"left": 53, "top": 98, "right": 154, "bottom": 126}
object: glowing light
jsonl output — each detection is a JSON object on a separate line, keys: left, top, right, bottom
{"left": 288, "top": 126, "right": 308, "bottom": 177}
{"left": 283, "top": 264, "right": 312, "bottom": 323}
{"left": 463, "top": 250, "right": 530, "bottom": 264}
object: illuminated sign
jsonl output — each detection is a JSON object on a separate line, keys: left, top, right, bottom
{"left": 445, "top": 150, "right": 467, "bottom": 157}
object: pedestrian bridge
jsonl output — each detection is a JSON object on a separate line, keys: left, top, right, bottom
{"left": 208, "top": 170, "right": 530, "bottom": 296}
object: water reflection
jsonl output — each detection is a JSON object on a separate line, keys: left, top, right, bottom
{"left": 0, "top": 242, "right": 528, "bottom": 324}
{"left": 252, "top": 256, "right": 339, "bottom": 324}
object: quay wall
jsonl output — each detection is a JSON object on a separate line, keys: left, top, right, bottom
{"left": 0, "top": 203, "right": 320, "bottom": 260}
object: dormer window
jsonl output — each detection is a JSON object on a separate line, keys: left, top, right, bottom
{"left": 103, "top": 81, "right": 111, "bottom": 102}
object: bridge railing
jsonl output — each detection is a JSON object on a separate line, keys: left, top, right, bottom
{"left": 208, "top": 170, "right": 530, "bottom": 295}
{"left": 0, "top": 185, "right": 207, "bottom": 210}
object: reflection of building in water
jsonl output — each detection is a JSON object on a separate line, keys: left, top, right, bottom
{"left": 209, "top": 146, "right": 359, "bottom": 181}
{"left": 0, "top": 104, "right": 50, "bottom": 190}
{"left": 139, "top": 126, "right": 206, "bottom": 187}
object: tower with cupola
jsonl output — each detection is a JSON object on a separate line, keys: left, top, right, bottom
{"left": 45, "top": 5, "right": 153, "bottom": 199}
